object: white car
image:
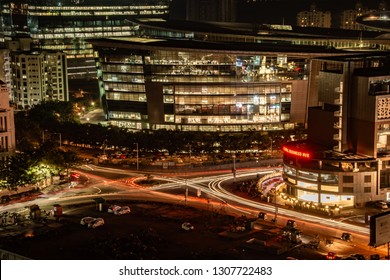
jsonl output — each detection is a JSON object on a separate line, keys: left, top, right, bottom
{"left": 80, "top": 216, "right": 96, "bottom": 226}
{"left": 88, "top": 218, "right": 104, "bottom": 228}
{"left": 107, "top": 205, "right": 121, "bottom": 213}
{"left": 114, "top": 206, "right": 131, "bottom": 215}
{"left": 181, "top": 222, "right": 194, "bottom": 231}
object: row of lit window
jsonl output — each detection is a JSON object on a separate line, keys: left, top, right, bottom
{"left": 174, "top": 96, "right": 282, "bottom": 105}
{"left": 28, "top": 5, "right": 169, "bottom": 11}
{"left": 103, "top": 74, "right": 144, "bottom": 83}
{"left": 167, "top": 85, "right": 292, "bottom": 95}
{"left": 174, "top": 114, "right": 285, "bottom": 124}
{"left": 33, "top": 31, "right": 134, "bottom": 39}
{"left": 110, "top": 120, "right": 144, "bottom": 130}
{"left": 152, "top": 74, "right": 299, "bottom": 83}
{"left": 106, "top": 92, "right": 146, "bottom": 102}
{"left": 102, "top": 64, "right": 144, "bottom": 73}
{"left": 30, "top": 10, "right": 167, "bottom": 17}
{"left": 109, "top": 116, "right": 295, "bottom": 132}
{"left": 109, "top": 111, "right": 141, "bottom": 120}
{"left": 285, "top": 166, "right": 374, "bottom": 185}
{"left": 104, "top": 83, "right": 145, "bottom": 93}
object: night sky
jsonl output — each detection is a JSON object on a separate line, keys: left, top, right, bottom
{"left": 170, "top": 0, "right": 387, "bottom": 26}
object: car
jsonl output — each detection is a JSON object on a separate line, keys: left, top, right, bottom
{"left": 366, "top": 200, "right": 388, "bottom": 210}
{"left": 286, "top": 219, "right": 296, "bottom": 228}
{"left": 375, "top": 201, "right": 388, "bottom": 210}
{"left": 80, "top": 216, "right": 96, "bottom": 226}
{"left": 341, "top": 232, "right": 352, "bottom": 242}
{"left": 370, "top": 254, "right": 380, "bottom": 260}
{"left": 258, "top": 212, "right": 267, "bottom": 220}
{"left": 70, "top": 172, "right": 81, "bottom": 180}
{"left": 326, "top": 252, "right": 336, "bottom": 260}
{"left": 181, "top": 222, "right": 194, "bottom": 231}
{"left": 107, "top": 205, "right": 121, "bottom": 213}
{"left": 114, "top": 206, "right": 131, "bottom": 215}
{"left": 88, "top": 218, "right": 104, "bottom": 228}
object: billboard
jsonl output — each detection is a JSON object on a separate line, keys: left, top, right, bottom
{"left": 369, "top": 211, "right": 390, "bottom": 247}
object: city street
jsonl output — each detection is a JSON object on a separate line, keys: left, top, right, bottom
{"left": 0, "top": 164, "right": 388, "bottom": 260}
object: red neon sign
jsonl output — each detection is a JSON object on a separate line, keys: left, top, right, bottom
{"left": 282, "top": 146, "right": 311, "bottom": 159}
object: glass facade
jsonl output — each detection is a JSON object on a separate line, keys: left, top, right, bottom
{"left": 94, "top": 42, "right": 310, "bottom": 132}
{"left": 1, "top": 0, "right": 171, "bottom": 77}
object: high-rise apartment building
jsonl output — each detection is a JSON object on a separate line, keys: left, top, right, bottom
{"left": 9, "top": 39, "right": 68, "bottom": 109}
{"left": 0, "top": 79, "right": 15, "bottom": 159}
{"left": 340, "top": 2, "right": 371, "bottom": 30}
{"left": 297, "top": 4, "right": 331, "bottom": 28}
{"left": 0, "top": 48, "right": 12, "bottom": 102}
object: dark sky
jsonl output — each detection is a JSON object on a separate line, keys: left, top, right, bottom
{"left": 170, "top": 0, "right": 387, "bottom": 26}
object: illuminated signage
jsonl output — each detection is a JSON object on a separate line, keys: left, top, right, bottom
{"left": 282, "top": 146, "right": 311, "bottom": 159}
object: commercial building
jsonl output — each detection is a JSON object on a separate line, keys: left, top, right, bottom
{"left": 282, "top": 53, "right": 390, "bottom": 208}
{"left": 0, "top": 0, "right": 171, "bottom": 78}
{"left": 91, "top": 34, "right": 371, "bottom": 132}
{"left": 89, "top": 18, "right": 390, "bottom": 132}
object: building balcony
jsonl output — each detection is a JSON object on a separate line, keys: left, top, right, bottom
{"left": 333, "top": 145, "right": 341, "bottom": 152}
{"left": 334, "top": 98, "right": 342, "bottom": 105}
{"left": 334, "top": 110, "right": 342, "bottom": 117}
{"left": 333, "top": 133, "right": 341, "bottom": 141}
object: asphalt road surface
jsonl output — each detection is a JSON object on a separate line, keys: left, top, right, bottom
{"left": 0, "top": 201, "right": 331, "bottom": 260}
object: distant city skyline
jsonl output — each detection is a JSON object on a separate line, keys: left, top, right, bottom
{"left": 170, "top": 0, "right": 388, "bottom": 26}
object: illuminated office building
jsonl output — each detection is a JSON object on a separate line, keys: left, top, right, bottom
{"left": 282, "top": 54, "right": 390, "bottom": 207}
{"left": 0, "top": 0, "right": 171, "bottom": 78}
{"left": 89, "top": 18, "right": 390, "bottom": 132}
{"left": 90, "top": 35, "right": 366, "bottom": 132}
{"left": 340, "top": 2, "right": 370, "bottom": 30}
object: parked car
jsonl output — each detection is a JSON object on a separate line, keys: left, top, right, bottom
{"left": 181, "top": 222, "right": 194, "bottom": 231}
{"left": 375, "top": 201, "right": 388, "bottom": 209}
{"left": 88, "top": 218, "right": 104, "bottom": 228}
{"left": 107, "top": 205, "right": 121, "bottom": 213}
{"left": 114, "top": 206, "right": 131, "bottom": 215}
{"left": 80, "top": 216, "right": 96, "bottom": 226}
{"left": 365, "top": 200, "right": 388, "bottom": 210}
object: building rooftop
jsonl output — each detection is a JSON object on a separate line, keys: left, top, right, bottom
{"left": 283, "top": 141, "right": 375, "bottom": 162}
{"left": 132, "top": 18, "right": 388, "bottom": 40}
{"left": 89, "top": 36, "right": 366, "bottom": 57}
